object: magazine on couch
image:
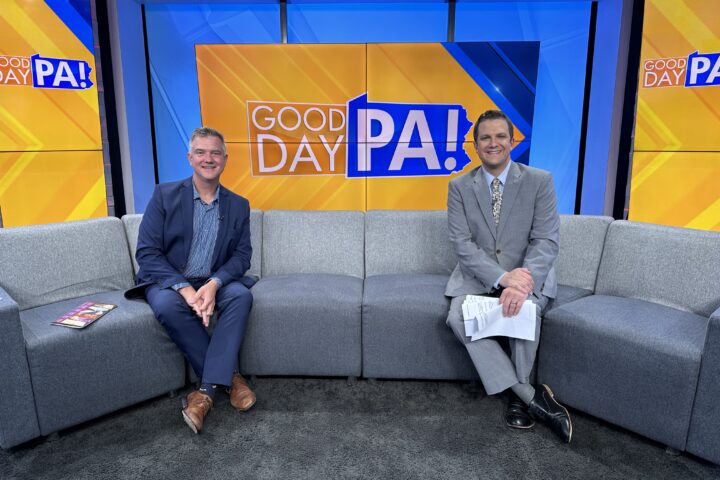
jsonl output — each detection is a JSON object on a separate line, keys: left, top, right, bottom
{"left": 51, "top": 302, "right": 117, "bottom": 329}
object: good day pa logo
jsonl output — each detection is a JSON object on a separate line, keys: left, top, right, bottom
{"left": 642, "top": 51, "right": 720, "bottom": 88}
{"left": 246, "top": 94, "right": 473, "bottom": 178}
{"left": 0, "top": 54, "right": 93, "bottom": 90}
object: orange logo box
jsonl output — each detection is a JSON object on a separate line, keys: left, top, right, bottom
{"left": 247, "top": 101, "right": 347, "bottom": 176}
{"left": 643, "top": 57, "right": 686, "bottom": 88}
{"left": 0, "top": 55, "right": 32, "bottom": 86}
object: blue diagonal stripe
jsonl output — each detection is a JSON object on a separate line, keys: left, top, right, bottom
{"left": 512, "top": 138, "right": 531, "bottom": 164}
{"left": 489, "top": 42, "right": 536, "bottom": 95}
{"left": 44, "top": 0, "right": 93, "bottom": 53}
{"left": 442, "top": 42, "right": 531, "bottom": 136}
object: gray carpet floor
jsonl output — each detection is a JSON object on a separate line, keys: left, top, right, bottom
{"left": 1, "top": 377, "right": 719, "bottom": 479}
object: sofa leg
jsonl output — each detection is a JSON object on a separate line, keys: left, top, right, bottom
{"left": 665, "top": 446, "right": 681, "bottom": 456}
{"left": 168, "top": 389, "right": 177, "bottom": 398}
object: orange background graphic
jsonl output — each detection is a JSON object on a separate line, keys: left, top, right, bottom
{"left": 631, "top": 0, "right": 720, "bottom": 231}
{"left": 196, "top": 43, "right": 524, "bottom": 211}
{"left": 0, "top": 1, "right": 105, "bottom": 227}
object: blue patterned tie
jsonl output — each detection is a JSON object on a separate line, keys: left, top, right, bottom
{"left": 491, "top": 177, "right": 502, "bottom": 226}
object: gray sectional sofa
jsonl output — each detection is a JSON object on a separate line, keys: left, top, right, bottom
{"left": 539, "top": 220, "right": 720, "bottom": 459}
{"left": 0, "top": 211, "right": 718, "bottom": 466}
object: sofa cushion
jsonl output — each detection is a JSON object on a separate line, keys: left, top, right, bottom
{"left": 365, "top": 210, "right": 456, "bottom": 276}
{"left": 550, "top": 284, "right": 593, "bottom": 310}
{"left": 595, "top": 221, "right": 720, "bottom": 317}
{"left": 241, "top": 274, "right": 362, "bottom": 377}
{"left": 121, "top": 214, "right": 143, "bottom": 274}
{"left": 555, "top": 215, "right": 613, "bottom": 291}
{"left": 262, "top": 210, "right": 364, "bottom": 278}
{"left": 0, "top": 217, "right": 135, "bottom": 310}
{"left": 20, "top": 290, "right": 185, "bottom": 435}
{"left": 538, "top": 295, "right": 708, "bottom": 450}
{"left": 685, "top": 308, "right": 720, "bottom": 464}
{"left": 362, "top": 274, "right": 477, "bottom": 380}
{"left": 122, "top": 209, "right": 264, "bottom": 279}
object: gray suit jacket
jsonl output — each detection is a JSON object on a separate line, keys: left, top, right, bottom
{"left": 445, "top": 161, "right": 560, "bottom": 298}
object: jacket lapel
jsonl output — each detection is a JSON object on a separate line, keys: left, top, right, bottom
{"left": 497, "top": 162, "right": 522, "bottom": 239}
{"left": 211, "top": 186, "right": 230, "bottom": 268}
{"left": 471, "top": 168, "right": 497, "bottom": 240}
{"left": 181, "top": 178, "right": 194, "bottom": 262}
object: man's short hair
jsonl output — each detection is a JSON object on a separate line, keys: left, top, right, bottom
{"left": 188, "top": 127, "right": 227, "bottom": 155}
{"left": 472, "top": 110, "right": 514, "bottom": 143}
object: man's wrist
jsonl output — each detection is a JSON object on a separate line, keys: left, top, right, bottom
{"left": 506, "top": 285, "right": 529, "bottom": 297}
{"left": 172, "top": 282, "right": 190, "bottom": 292}
{"left": 207, "top": 277, "right": 222, "bottom": 288}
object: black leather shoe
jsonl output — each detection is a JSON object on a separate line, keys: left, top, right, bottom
{"left": 505, "top": 392, "right": 534, "bottom": 429}
{"left": 528, "top": 384, "right": 572, "bottom": 443}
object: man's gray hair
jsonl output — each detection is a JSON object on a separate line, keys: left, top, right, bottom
{"left": 188, "top": 127, "right": 227, "bottom": 155}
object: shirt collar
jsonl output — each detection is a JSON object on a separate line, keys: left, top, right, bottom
{"left": 481, "top": 160, "right": 512, "bottom": 189}
{"left": 192, "top": 182, "right": 220, "bottom": 204}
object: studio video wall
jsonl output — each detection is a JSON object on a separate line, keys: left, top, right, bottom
{"left": 0, "top": 0, "right": 105, "bottom": 228}
{"left": 146, "top": 2, "right": 592, "bottom": 214}
{"left": 631, "top": 0, "right": 720, "bottom": 231}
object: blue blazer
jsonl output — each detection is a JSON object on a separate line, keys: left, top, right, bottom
{"left": 128, "top": 178, "right": 254, "bottom": 298}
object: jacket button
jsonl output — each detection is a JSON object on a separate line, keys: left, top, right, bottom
{"left": 496, "top": 249, "right": 501, "bottom": 255}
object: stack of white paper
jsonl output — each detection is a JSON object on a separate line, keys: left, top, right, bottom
{"left": 461, "top": 295, "right": 536, "bottom": 342}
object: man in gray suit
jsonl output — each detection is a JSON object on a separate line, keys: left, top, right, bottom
{"left": 445, "top": 110, "right": 572, "bottom": 443}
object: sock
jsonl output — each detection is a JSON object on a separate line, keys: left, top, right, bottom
{"left": 198, "top": 382, "right": 217, "bottom": 400}
{"left": 511, "top": 383, "right": 535, "bottom": 405}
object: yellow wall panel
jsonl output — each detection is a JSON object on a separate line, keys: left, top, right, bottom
{"left": 0, "top": 151, "right": 107, "bottom": 227}
{"left": 197, "top": 43, "right": 527, "bottom": 212}
{"left": 635, "top": 0, "right": 720, "bottom": 152}
{"left": 629, "top": 151, "right": 720, "bottom": 231}
{"left": 0, "top": 1, "right": 105, "bottom": 227}
{"left": 0, "top": 1, "right": 101, "bottom": 151}
{"left": 631, "top": 0, "right": 720, "bottom": 232}
{"left": 222, "top": 143, "right": 365, "bottom": 211}
{"left": 197, "top": 44, "right": 366, "bottom": 143}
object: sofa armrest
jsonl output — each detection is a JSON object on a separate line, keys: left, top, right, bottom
{"left": 685, "top": 307, "right": 720, "bottom": 463}
{"left": 0, "top": 286, "right": 41, "bottom": 448}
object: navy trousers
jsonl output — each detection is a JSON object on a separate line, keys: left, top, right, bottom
{"left": 146, "top": 280, "right": 252, "bottom": 387}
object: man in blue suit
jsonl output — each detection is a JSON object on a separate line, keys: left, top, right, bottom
{"left": 134, "top": 127, "right": 255, "bottom": 434}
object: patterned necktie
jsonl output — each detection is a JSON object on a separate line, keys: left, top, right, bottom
{"left": 491, "top": 177, "right": 502, "bottom": 226}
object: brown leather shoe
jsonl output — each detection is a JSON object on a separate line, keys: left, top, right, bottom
{"left": 181, "top": 391, "right": 213, "bottom": 433}
{"left": 229, "top": 373, "right": 256, "bottom": 412}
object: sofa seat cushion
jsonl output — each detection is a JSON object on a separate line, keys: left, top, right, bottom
{"left": 240, "top": 274, "right": 362, "bottom": 377}
{"left": 538, "top": 295, "right": 708, "bottom": 450}
{"left": 20, "top": 290, "right": 186, "bottom": 435}
{"left": 362, "top": 274, "right": 477, "bottom": 380}
{"left": 550, "top": 284, "right": 593, "bottom": 310}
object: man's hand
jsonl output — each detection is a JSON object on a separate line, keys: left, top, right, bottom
{"left": 178, "top": 286, "right": 203, "bottom": 318}
{"left": 499, "top": 286, "right": 528, "bottom": 317}
{"left": 192, "top": 280, "right": 220, "bottom": 328}
{"left": 499, "top": 268, "right": 534, "bottom": 295}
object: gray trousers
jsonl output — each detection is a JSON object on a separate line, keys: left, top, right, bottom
{"left": 446, "top": 294, "right": 549, "bottom": 396}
